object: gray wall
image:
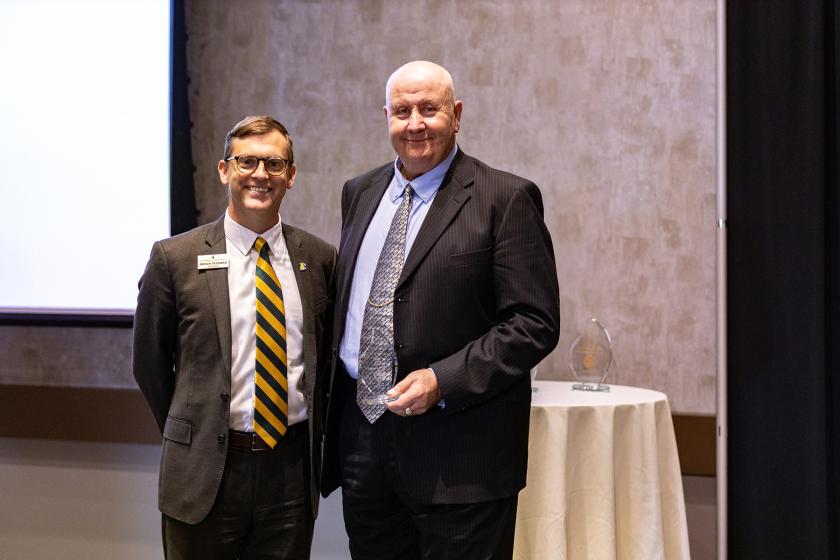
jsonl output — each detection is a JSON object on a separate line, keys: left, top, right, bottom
{"left": 0, "top": 0, "right": 717, "bottom": 414}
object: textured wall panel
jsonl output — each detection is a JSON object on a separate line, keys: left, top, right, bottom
{"left": 186, "top": 0, "right": 716, "bottom": 412}
{"left": 0, "top": 0, "right": 716, "bottom": 413}
{"left": 0, "top": 326, "right": 134, "bottom": 389}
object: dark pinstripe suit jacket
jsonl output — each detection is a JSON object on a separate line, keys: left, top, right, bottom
{"left": 133, "top": 216, "right": 336, "bottom": 524}
{"left": 322, "top": 149, "right": 560, "bottom": 504}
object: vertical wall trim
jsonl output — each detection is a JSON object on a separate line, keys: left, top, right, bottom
{"left": 169, "top": 0, "right": 197, "bottom": 235}
{"left": 715, "top": 0, "right": 727, "bottom": 558}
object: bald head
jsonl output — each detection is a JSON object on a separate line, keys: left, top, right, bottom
{"left": 383, "top": 61, "right": 463, "bottom": 180}
{"left": 385, "top": 61, "right": 456, "bottom": 111}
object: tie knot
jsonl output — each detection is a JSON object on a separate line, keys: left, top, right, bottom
{"left": 254, "top": 236, "right": 270, "bottom": 257}
{"left": 404, "top": 184, "right": 414, "bottom": 198}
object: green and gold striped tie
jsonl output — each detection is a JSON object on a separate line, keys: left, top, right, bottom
{"left": 253, "top": 236, "right": 288, "bottom": 447}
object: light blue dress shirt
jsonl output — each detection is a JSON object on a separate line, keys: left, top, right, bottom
{"left": 339, "top": 145, "right": 458, "bottom": 379}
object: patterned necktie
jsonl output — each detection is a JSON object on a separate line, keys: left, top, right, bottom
{"left": 357, "top": 184, "right": 414, "bottom": 423}
{"left": 253, "top": 236, "right": 288, "bottom": 447}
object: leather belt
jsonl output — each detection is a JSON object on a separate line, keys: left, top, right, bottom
{"left": 228, "top": 423, "right": 306, "bottom": 451}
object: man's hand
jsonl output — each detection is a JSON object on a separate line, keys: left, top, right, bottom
{"left": 386, "top": 368, "right": 441, "bottom": 417}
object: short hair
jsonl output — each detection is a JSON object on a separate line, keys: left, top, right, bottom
{"left": 223, "top": 115, "right": 294, "bottom": 166}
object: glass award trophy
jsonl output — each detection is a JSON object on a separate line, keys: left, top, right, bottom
{"left": 570, "top": 317, "right": 613, "bottom": 392}
{"left": 359, "top": 372, "right": 399, "bottom": 405}
{"left": 358, "top": 333, "right": 400, "bottom": 406}
{"left": 530, "top": 365, "right": 539, "bottom": 393}
{"left": 359, "top": 387, "right": 399, "bottom": 405}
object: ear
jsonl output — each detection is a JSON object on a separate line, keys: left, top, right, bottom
{"left": 452, "top": 100, "right": 463, "bottom": 133}
{"left": 383, "top": 105, "right": 389, "bottom": 120}
{"left": 286, "top": 163, "right": 297, "bottom": 189}
{"left": 218, "top": 159, "right": 230, "bottom": 185}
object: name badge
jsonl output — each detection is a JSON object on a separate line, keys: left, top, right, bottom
{"left": 197, "top": 254, "right": 230, "bottom": 270}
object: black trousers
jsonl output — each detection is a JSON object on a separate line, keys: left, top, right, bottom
{"left": 339, "top": 382, "right": 518, "bottom": 560}
{"left": 162, "top": 422, "right": 313, "bottom": 560}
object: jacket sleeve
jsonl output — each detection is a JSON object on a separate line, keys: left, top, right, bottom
{"left": 132, "top": 241, "right": 178, "bottom": 433}
{"left": 429, "top": 182, "right": 561, "bottom": 411}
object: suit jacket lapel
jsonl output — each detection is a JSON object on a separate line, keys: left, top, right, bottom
{"left": 283, "top": 224, "right": 315, "bottom": 398}
{"left": 399, "top": 152, "right": 474, "bottom": 285}
{"left": 203, "top": 217, "right": 232, "bottom": 376}
{"left": 284, "top": 225, "right": 310, "bottom": 325}
{"left": 283, "top": 223, "right": 317, "bottom": 380}
{"left": 338, "top": 166, "right": 393, "bottom": 303}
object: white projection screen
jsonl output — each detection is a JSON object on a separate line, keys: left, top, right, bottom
{"left": 0, "top": 0, "right": 171, "bottom": 318}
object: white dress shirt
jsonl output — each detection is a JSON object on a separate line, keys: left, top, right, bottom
{"left": 224, "top": 211, "right": 306, "bottom": 430}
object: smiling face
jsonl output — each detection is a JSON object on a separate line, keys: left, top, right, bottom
{"left": 217, "top": 130, "right": 296, "bottom": 233}
{"left": 385, "top": 62, "right": 462, "bottom": 180}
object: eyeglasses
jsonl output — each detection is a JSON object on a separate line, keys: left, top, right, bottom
{"left": 225, "top": 155, "right": 289, "bottom": 176}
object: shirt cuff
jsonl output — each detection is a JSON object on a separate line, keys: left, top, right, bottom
{"left": 428, "top": 367, "right": 445, "bottom": 408}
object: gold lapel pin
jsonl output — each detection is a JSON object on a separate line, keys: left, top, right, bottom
{"left": 299, "top": 262, "right": 307, "bottom": 271}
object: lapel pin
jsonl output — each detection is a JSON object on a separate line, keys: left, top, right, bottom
{"left": 299, "top": 262, "right": 307, "bottom": 271}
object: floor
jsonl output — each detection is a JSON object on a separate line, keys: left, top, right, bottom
{"left": 0, "top": 438, "right": 715, "bottom": 559}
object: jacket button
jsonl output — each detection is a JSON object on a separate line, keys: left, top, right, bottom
{"left": 220, "top": 393, "right": 229, "bottom": 401}
{"left": 217, "top": 434, "right": 226, "bottom": 444}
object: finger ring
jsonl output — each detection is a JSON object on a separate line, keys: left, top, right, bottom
{"left": 405, "top": 407, "right": 413, "bottom": 416}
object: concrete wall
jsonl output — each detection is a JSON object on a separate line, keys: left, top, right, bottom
{"left": 0, "top": 0, "right": 717, "bottom": 413}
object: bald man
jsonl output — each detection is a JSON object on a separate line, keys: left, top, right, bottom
{"left": 321, "top": 61, "right": 560, "bottom": 558}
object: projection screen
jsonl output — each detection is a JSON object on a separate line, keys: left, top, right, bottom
{"left": 0, "top": 0, "right": 171, "bottom": 318}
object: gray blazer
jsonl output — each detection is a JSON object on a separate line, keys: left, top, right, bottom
{"left": 133, "top": 216, "right": 336, "bottom": 524}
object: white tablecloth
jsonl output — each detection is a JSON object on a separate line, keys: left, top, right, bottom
{"left": 514, "top": 381, "right": 691, "bottom": 559}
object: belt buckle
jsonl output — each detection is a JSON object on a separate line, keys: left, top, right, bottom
{"left": 251, "top": 433, "right": 261, "bottom": 451}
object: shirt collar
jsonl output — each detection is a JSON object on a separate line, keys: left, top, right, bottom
{"left": 223, "top": 210, "right": 285, "bottom": 256}
{"left": 390, "top": 144, "right": 458, "bottom": 203}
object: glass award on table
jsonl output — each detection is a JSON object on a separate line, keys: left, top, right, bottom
{"left": 570, "top": 317, "right": 613, "bottom": 392}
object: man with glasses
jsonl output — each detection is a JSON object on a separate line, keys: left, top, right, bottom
{"left": 134, "top": 115, "right": 336, "bottom": 559}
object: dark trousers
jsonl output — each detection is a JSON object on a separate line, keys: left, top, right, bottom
{"left": 339, "top": 383, "right": 518, "bottom": 560}
{"left": 162, "top": 422, "right": 313, "bottom": 560}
